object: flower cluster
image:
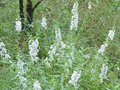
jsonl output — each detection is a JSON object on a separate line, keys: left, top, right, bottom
{"left": 48, "top": 44, "right": 57, "bottom": 61}
{"left": 33, "top": 81, "right": 42, "bottom": 90}
{"left": 19, "top": 75, "right": 27, "bottom": 89}
{"left": 88, "top": 2, "right": 92, "bottom": 9}
{"left": 17, "top": 60, "right": 27, "bottom": 89}
{"left": 67, "top": 44, "right": 75, "bottom": 67}
{"left": 41, "top": 17, "right": 47, "bottom": 29}
{"left": 68, "top": 71, "right": 81, "bottom": 87}
{"left": 17, "top": 60, "right": 26, "bottom": 76}
{"left": 55, "top": 28, "right": 62, "bottom": 45}
{"left": 99, "top": 64, "right": 108, "bottom": 83}
{"left": 70, "top": 2, "right": 79, "bottom": 31}
{"left": 44, "top": 28, "right": 75, "bottom": 68}
{"left": 44, "top": 29, "right": 66, "bottom": 67}
{"left": 98, "top": 30, "right": 115, "bottom": 55}
{"left": 15, "top": 20, "right": 22, "bottom": 32}
{"left": 45, "top": 29, "right": 66, "bottom": 61}
{"left": 98, "top": 44, "right": 108, "bottom": 55}
{"left": 0, "top": 42, "right": 11, "bottom": 60}
{"left": 107, "top": 30, "right": 115, "bottom": 41}
{"left": 29, "top": 39, "right": 39, "bottom": 62}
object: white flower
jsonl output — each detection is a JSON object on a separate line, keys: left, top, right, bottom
{"left": 41, "top": 17, "right": 47, "bottom": 29}
{"left": 69, "top": 71, "right": 81, "bottom": 87}
{"left": 88, "top": 2, "right": 92, "bottom": 9}
{"left": 16, "top": 61, "right": 26, "bottom": 71}
{"left": 91, "top": 68, "right": 95, "bottom": 74}
{"left": 71, "top": 2, "right": 78, "bottom": 14}
{"left": 117, "top": 67, "right": 120, "bottom": 71}
{"left": 61, "top": 41, "right": 66, "bottom": 48}
{"left": 33, "top": 81, "right": 42, "bottom": 90}
{"left": 29, "top": 39, "right": 39, "bottom": 62}
{"left": 44, "top": 58, "right": 51, "bottom": 68}
{"left": 0, "top": 42, "right": 6, "bottom": 57}
{"left": 17, "top": 60, "right": 27, "bottom": 89}
{"left": 0, "top": 48, "right": 7, "bottom": 57}
{"left": 106, "top": 88, "right": 111, "bottom": 90}
{"left": 70, "top": 2, "right": 79, "bottom": 31}
{"left": 18, "top": 76, "right": 27, "bottom": 89}
{"left": 107, "top": 30, "right": 115, "bottom": 41}
{"left": 48, "top": 44, "right": 57, "bottom": 61}
{"left": 99, "top": 64, "right": 108, "bottom": 83}
{"left": 98, "top": 44, "right": 107, "bottom": 55}
{"left": 3, "top": 54, "right": 11, "bottom": 60}
{"left": 55, "top": 28, "right": 62, "bottom": 45}
{"left": 0, "top": 42, "right": 5, "bottom": 48}
{"left": 15, "top": 20, "right": 22, "bottom": 32}
{"left": 70, "top": 51, "right": 74, "bottom": 60}
{"left": 83, "top": 54, "right": 90, "bottom": 59}
{"left": 0, "top": 42, "right": 10, "bottom": 59}
{"left": 17, "top": 60, "right": 25, "bottom": 70}
{"left": 17, "top": 60, "right": 26, "bottom": 76}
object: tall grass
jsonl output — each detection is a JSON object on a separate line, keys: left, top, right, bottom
{"left": 0, "top": 0, "right": 120, "bottom": 90}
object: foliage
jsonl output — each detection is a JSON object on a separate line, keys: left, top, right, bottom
{"left": 0, "top": 0, "right": 120, "bottom": 90}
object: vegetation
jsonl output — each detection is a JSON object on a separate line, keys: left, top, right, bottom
{"left": 0, "top": 0, "right": 120, "bottom": 90}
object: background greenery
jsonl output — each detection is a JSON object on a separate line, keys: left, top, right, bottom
{"left": 0, "top": 0, "right": 120, "bottom": 90}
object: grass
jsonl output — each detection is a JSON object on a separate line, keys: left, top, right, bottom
{"left": 0, "top": 0, "right": 120, "bottom": 90}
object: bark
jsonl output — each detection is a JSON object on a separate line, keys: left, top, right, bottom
{"left": 26, "top": 0, "right": 43, "bottom": 24}
{"left": 19, "top": 0, "right": 24, "bottom": 29}
{"left": 26, "top": 0, "right": 33, "bottom": 24}
{"left": 32, "top": 0, "right": 43, "bottom": 13}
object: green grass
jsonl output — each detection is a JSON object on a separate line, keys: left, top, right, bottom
{"left": 0, "top": 0, "right": 120, "bottom": 90}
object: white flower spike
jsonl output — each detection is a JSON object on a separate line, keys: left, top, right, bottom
{"left": 88, "top": 2, "right": 92, "bottom": 9}
{"left": 69, "top": 70, "right": 81, "bottom": 87}
{"left": 15, "top": 20, "right": 22, "bottom": 32}
{"left": 98, "top": 43, "right": 107, "bottom": 55}
{"left": 70, "top": 2, "right": 79, "bottom": 31}
{"left": 99, "top": 64, "right": 108, "bottom": 83}
{"left": 41, "top": 17, "right": 47, "bottom": 29}
{"left": 29, "top": 39, "right": 39, "bottom": 62}
{"left": 107, "top": 30, "right": 115, "bottom": 41}
{"left": 33, "top": 81, "right": 42, "bottom": 90}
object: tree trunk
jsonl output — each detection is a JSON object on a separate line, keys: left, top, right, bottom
{"left": 19, "top": 0, "right": 24, "bottom": 29}
{"left": 26, "top": 0, "right": 33, "bottom": 24}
